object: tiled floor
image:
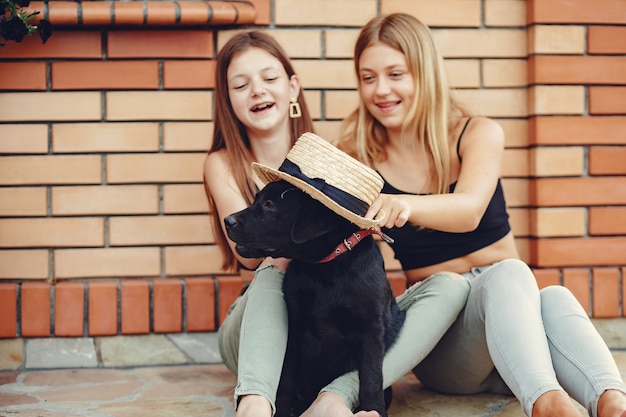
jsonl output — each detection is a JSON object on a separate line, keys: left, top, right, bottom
{"left": 0, "top": 333, "right": 624, "bottom": 417}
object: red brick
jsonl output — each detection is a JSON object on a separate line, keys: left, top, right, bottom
{"left": 21, "top": 282, "right": 51, "bottom": 337}
{"left": 589, "top": 207, "right": 626, "bottom": 236}
{"left": 153, "top": 279, "right": 182, "bottom": 333}
{"left": 120, "top": 280, "right": 150, "bottom": 335}
{"left": 0, "top": 283, "right": 17, "bottom": 338}
{"left": 529, "top": 0, "right": 626, "bottom": 24}
{"left": 589, "top": 146, "right": 626, "bottom": 175}
{"left": 623, "top": 267, "right": 626, "bottom": 318}
{"left": 88, "top": 281, "right": 118, "bottom": 336}
{"left": 532, "top": 177, "right": 626, "bottom": 206}
{"left": 81, "top": 1, "right": 112, "bottom": 25}
{"left": 146, "top": 1, "right": 177, "bottom": 25}
{"left": 533, "top": 237, "right": 626, "bottom": 268}
{"left": 163, "top": 60, "right": 216, "bottom": 89}
{"left": 592, "top": 268, "right": 620, "bottom": 318}
{"left": 52, "top": 61, "right": 159, "bottom": 90}
{"left": 562, "top": 268, "right": 590, "bottom": 314}
{"left": 588, "top": 26, "right": 626, "bottom": 55}
{"left": 217, "top": 276, "right": 244, "bottom": 326}
{"left": 0, "top": 31, "right": 101, "bottom": 59}
{"left": 589, "top": 87, "right": 626, "bottom": 115}
{"left": 177, "top": 1, "right": 211, "bottom": 25}
{"left": 532, "top": 268, "right": 560, "bottom": 289}
{"left": 248, "top": 0, "right": 270, "bottom": 25}
{"left": 529, "top": 56, "right": 626, "bottom": 85}
{"left": 0, "top": 63, "right": 46, "bottom": 90}
{"left": 531, "top": 116, "right": 626, "bottom": 146}
{"left": 107, "top": 31, "right": 213, "bottom": 58}
{"left": 47, "top": 0, "right": 79, "bottom": 25}
{"left": 113, "top": 1, "right": 144, "bottom": 25}
{"left": 185, "top": 277, "right": 216, "bottom": 332}
{"left": 54, "top": 282, "right": 85, "bottom": 337}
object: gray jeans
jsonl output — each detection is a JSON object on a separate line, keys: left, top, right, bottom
{"left": 217, "top": 264, "right": 471, "bottom": 413}
{"left": 414, "top": 259, "right": 626, "bottom": 417}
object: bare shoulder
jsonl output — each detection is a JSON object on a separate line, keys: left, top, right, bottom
{"left": 203, "top": 149, "right": 230, "bottom": 180}
{"left": 460, "top": 117, "right": 505, "bottom": 153}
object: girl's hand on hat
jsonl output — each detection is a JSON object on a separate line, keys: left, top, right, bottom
{"left": 366, "top": 194, "right": 410, "bottom": 229}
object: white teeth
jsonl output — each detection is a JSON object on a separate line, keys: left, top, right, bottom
{"left": 252, "top": 103, "right": 272, "bottom": 111}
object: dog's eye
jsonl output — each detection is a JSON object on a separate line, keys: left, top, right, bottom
{"left": 263, "top": 200, "right": 276, "bottom": 210}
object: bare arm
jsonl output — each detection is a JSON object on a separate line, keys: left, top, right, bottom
{"left": 367, "top": 117, "right": 505, "bottom": 233}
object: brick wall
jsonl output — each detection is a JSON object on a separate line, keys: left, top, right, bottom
{"left": 0, "top": 0, "right": 624, "bottom": 338}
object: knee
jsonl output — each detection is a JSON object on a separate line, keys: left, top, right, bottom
{"left": 540, "top": 285, "right": 586, "bottom": 321}
{"left": 484, "top": 259, "right": 537, "bottom": 293}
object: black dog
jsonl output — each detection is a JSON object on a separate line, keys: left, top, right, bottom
{"left": 224, "top": 179, "right": 406, "bottom": 417}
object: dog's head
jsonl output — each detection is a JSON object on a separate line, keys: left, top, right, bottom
{"left": 224, "top": 180, "right": 357, "bottom": 262}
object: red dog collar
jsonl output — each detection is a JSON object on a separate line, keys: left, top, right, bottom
{"left": 317, "top": 229, "right": 393, "bottom": 263}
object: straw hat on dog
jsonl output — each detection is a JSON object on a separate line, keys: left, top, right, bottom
{"left": 252, "top": 132, "right": 385, "bottom": 229}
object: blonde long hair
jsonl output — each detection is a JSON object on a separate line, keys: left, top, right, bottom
{"left": 340, "top": 13, "right": 466, "bottom": 195}
{"left": 205, "top": 30, "right": 315, "bottom": 271}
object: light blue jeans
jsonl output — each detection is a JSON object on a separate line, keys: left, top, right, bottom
{"left": 217, "top": 264, "right": 471, "bottom": 413}
{"left": 413, "top": 259, "right": 626, "bottom": 417}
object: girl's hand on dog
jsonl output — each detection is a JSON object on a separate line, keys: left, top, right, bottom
{"left": 366, "top": 193, "right": 411, "bottom": 229}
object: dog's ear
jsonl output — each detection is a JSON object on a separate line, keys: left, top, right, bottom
{"left": 290, "top": 199, "right": 339, "bottom": 244}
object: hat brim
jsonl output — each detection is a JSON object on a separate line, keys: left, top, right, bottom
{"left": 252, "top": 162, "right": 384, "bottom": 230}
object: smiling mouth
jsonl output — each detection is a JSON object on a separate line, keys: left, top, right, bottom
{"left": 251, "top": 102, "right": 275, "bottom": 112}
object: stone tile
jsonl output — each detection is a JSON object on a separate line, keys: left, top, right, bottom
{"left": 22, "top": 368, "right": 138, "bottom": 387}
{"left": 97, "top": 334, "right": 188, "bottom": 367}
{"left": 25, "top": 338, "right": 97, "bottom": 369}
{"left": 93, "top": 397, "right": 228, "bottom": 417}
{"left": 37, "top": 380, "right": 144, "bottom": 402}
{"left": 0, "top": 392, "right": 39, "bottom": 405}
{"left": 0, "top": 338, "right": 23, "bottom": 370}
{"left": 167, "top": 332, "right": 222, "bottom": 363}
{"left": 592, "top": 318, "right": 626, "bottom": 349}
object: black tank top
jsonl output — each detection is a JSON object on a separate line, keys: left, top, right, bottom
{"left": 380, "top": 119, "right": 511, "bottom": 270}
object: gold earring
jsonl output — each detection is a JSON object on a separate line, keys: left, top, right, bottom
{"left": 289, "top": 100, "right": 302, "bottom": 119}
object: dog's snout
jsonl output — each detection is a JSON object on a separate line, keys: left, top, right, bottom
{"left": 224, "top": 215, "right": 237, "bottom": 229}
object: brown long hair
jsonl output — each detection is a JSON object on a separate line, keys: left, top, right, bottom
{"left": 339, "top": 13, "right": 466, "bottom": 195}
{"left": 205, "top": 30, "right": 315, "bottom": 271}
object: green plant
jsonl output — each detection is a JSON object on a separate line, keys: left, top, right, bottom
{"left": 0, "top": 0, "right": 51, "bottom": 45}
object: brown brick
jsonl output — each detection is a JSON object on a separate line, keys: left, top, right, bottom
{"left": 185, "top": 277, "right": 216, "bottom": 332}
{"left": 0, "top": 92, "right": 101, "bottom": 122}
{"left": 0, "top": 155, "right": 101, "bottom": 186}
{"left": 54, "top": 282, "right": 85, "bottom": 337}
{"left": 531, "top": 146, "right": 585, "bottom": 177}
{"left": 325, "top": 91, "right": 359, "bottom": 120}
{"left": 0, "top": 63, "right": 46, "bottom": 90}
{"left": 588, "top": 26, "right": 626, "bottom": 55}
{"left": 0, "top": 124, "right": 48, "bottom": 154}
{"left": 533, "top": 238, "right": 626, "bottom": 268}
{"left": 501, "top": 178, "right": 529, "bottom": 207}
{"left": 589, "top": 87, "right": 626, "bottom": 115}
{"left": 107, "top": 31, "right": 213, "bottom": 58}
{"left": 0, "top": 250, "right": 48, "bottom": 279}
{"left": 146, "top": 1, "right": 177, "bottom": 25}
{"left": 532, "top": 177, "right": 626, "bottom": 206}
{"left": 21, "top": 282, "right": 51, "bottom": 337}
{"left": 163, "top": 122, "right": 213, "bottom": 152}
{"left": 293, "top": 60, "right": 356, "bottom": 89}
{"left": 55, "top": 247, "right": 160, "bottom": 279}
{"left": 120, "top": 280, "right": 150, "bottom": 335}
{"left": 456, "top": 89, "right": 528, "bottom": 118}
{"left": 531, "top": 116, "right": 626, "bottom": 145}
{"left": 530, "top": 56, "right": 626, "bottom": 85}
{"left": 383, "top": 0, "right": 481, "bottom": 27}
{"left": 499, "top": 119, "right": 529, "bottom": 148}
{"left": 106, "top": 91, "right": 212, "bottom": 121}
{"left": 52, "top": 61, "right": 159, "bottom": 90}
{"left": 589, "top": 146, "right": 626, "bottom": 175}
{"left": 276, "top": 0, "right": 377, "bottom": 26}
{"left": 0, "top": 283, "right": 18, "bottom": 337}
{"left": 263, "top": 29, "right": 322, "bottom": 58}
{"left": 589, "top": 207, "right": 626, "bottom": 236}
{"left": 88, "top": 281, "right": 118, "bottom": 336}
{"left": 484, "top": 0, "right": 527, "bottom": 27}
{"left": 325, "top": 29, "right": 360, "bottom": 59}
{"left": 432, "top": 29, "right": 526, "bottom": 58}
{"left": 163, "top": 61, "right": 216, "bottom": 89}
{"left": 502, "top": 149, "right": 529, "bottom": 178}
{"left": 447, "top": 60, "right": 481, "bottom": 88}
{"left": 532, "top": 268, "right": 560, "bottom": 289}
{"left": 529, "top": 0, "right": 626, "bottom": 24}
{"left": 164, "top": 245, "right": 223, "bottom": 276}
{"left": 0, "top": 31, "right": 101, "bottom": 59}
{"left": 0, "top": 218, "right": 104, "bottom": 248}
{"left": 482, "top": 59, "right": 527, "bottom": 88}
{"left": 112, "top": 1, "right": 144, "bottom": 25}
{"left": 217, "top": 276, "right": 244, "bottom": 326}
{"left": 109, "top": 215, "right": 212, "bottom": 246}
{"left": 47, "top": 0, "right": 78, "bottom": 24}
{"left": 562, "top": 268, "right": 590, "bottom": 314}
{"left": 53, "top": 122, "right": 159, "bottom": 153}
{"left": 531, "top": 208, "right": 586, "bottom": 238}
{"left": 52, "top": 185, "right": 159, "bottom": 216}
{"left": 106, "top": 153, "right": 206, "bottom": 184}
{"left": 81, "top": 1, "right": 112, "bottom": 25}
{"left": 0, "top": 188, "right": 47, "bottom": 217}
{"left": 248, "top": 0, "right": 270, "bottom": 25}
{"left": 153, "top": 279, "right": 182, "bottom": 333}
{"left": 162, "top": 184, "right": 209, "bottom": 214}
{"left": 592, "top": 268, "right": 620, "bottom": 318}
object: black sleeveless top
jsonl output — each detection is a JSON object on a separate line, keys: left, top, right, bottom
{"left": 380, "top": 119, "right": 511, "bottom": 270}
